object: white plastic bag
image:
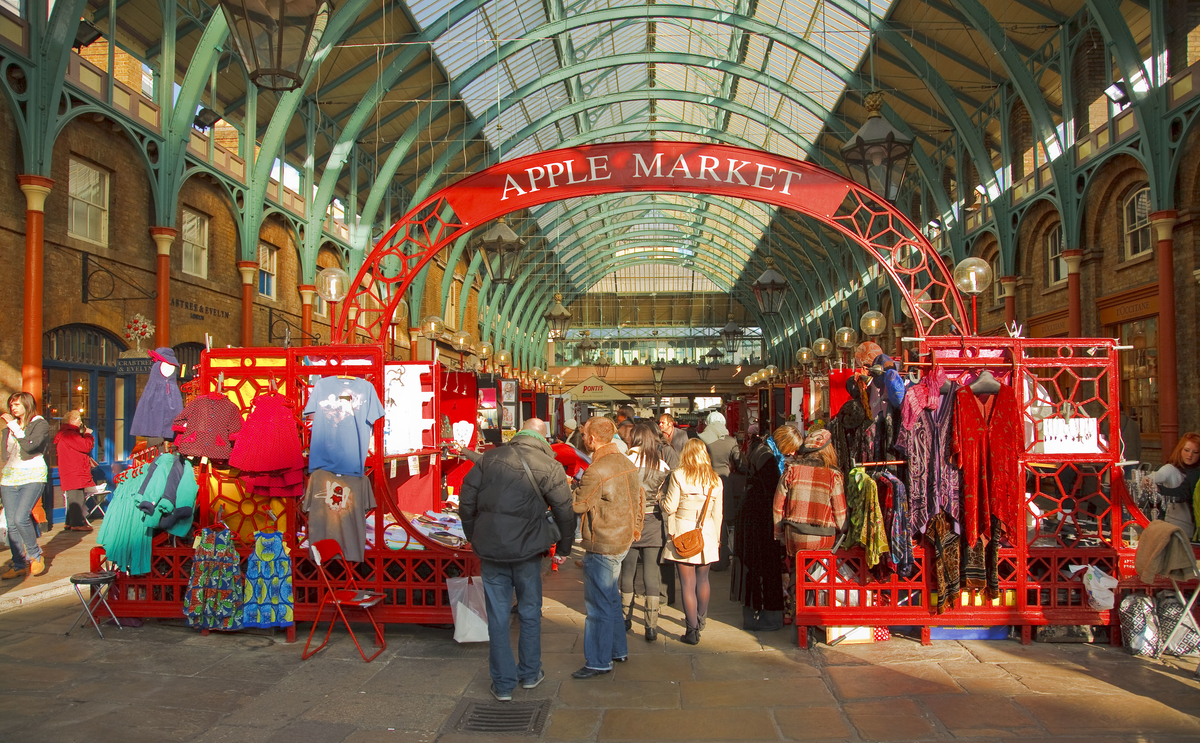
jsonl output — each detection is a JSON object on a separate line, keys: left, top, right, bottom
{"left": 447, "top": 576, "right": 489, "bottom": 643}
{"left": 1070, "top": 564, "right": 1119, "bottom": 610}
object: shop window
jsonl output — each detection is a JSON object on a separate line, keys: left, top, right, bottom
{"left": 258, "top": 243, "right": 277, "bottom": 300}
{"left": 1046, "top": 224, "right": 1066, "bottom": 287}
{"left": 1115, "top": 317, "right": 1158, "bottom": 444}
{"left": 42, "top": 324, "right": 131, "bottom": 467}
{"left": 173, "top": 342, "right": 205, "bottom": 381}
{"left": 68, "top": 158, "right": 108, "bottom": 246}
{"left": 181, "top": 209, "right": 208, "bottom": 278}
{"left": 1123, "top": 187, "right": 1153, "bottom": 260}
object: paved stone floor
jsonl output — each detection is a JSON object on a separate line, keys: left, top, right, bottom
{"left": 1, "top": 546, "right": 1198, "bottom": 742}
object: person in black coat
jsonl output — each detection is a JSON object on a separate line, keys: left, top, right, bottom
{"left": 733, "top": 424, "right": 802, "bottom": 631}
{"left": 460, "top": 418, "right": 574, "bottom": 701}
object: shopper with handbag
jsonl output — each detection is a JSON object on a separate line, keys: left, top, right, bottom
{"left": 0, "top": 392, "right": 51, "bottom": 578}
{"left": 661, "top": 438, "right": 724, "bottom": 645}
{"left": 54, "top": 410, "right": 97, "bottom": 531}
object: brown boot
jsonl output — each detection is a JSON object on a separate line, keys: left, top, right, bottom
{"left": 28, "top": 558, "right": 46, "bottom": 577}
{"left": 0, "top": 566, "right": 27, "bottom": 580}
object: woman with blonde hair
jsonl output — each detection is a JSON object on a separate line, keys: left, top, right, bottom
{"left": 661, "top": 438, "right": 723, "bottom": 644}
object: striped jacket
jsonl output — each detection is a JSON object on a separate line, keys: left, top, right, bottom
{"left": 773, "top": 462, "right": 847, "bottom": 542}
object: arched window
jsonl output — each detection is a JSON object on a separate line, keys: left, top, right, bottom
{"left": 43, "top": 324, "right": 132, "bottom": 467}
{"left": 988, "top": 252, "right": 1003, "bottom": 306}
{"left": 1046, "top": 224, "right": 1066, "bottom": 287}
{"left": 1123, "top": 187, "right": 1153, "bottom": 260}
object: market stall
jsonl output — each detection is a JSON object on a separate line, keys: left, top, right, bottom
{"left": 92, "top": 345, "right": 480, "bottom": 635}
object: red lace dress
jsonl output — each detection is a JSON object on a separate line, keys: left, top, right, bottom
{"left": 229, "top": 393, "right": 306, "bottom": 498}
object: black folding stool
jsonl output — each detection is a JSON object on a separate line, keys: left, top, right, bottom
{"left": 65, "top": 571, "right": 122, "bottom": 638}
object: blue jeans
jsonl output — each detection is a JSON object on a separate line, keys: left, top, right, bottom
{"left": 582, "top": 550, "right": 628, "bottom": 670}
{"left": 2, "top": 482, "right": 44, "bottom": 568}
{"left": 480, "top": 557, "right": 543, "bottom": 694}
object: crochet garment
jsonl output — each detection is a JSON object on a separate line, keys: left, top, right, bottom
{"left": 230, "top": 393, "right": 305, "bottom": 498}
{"left": 184, "top": 528, "right": 245, "bottom": 631}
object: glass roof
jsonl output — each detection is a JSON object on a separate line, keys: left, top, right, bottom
{"left": 404, "top": 0, "right": 893, "bottom": 293}
{"left": 589, "top": 264, "right": 724, "bottom": 294}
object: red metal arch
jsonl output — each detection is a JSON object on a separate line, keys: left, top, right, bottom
{"left": 335, "top": 142, "right": 970, "bottom": 343}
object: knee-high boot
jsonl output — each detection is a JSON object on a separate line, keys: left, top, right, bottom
{"left": 621, "top": 592, "right": 635, "bottom": 632}
{"left": 644, "top": 595, "right": 660, "bottom": 641}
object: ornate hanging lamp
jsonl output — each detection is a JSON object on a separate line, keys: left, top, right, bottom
{"left": 219, "top": 0, "right": 334, "bottom": 91}
{"left": 477, "top": 217, "right": 525, "bottom": 285}
{"left": 544, "top": 293, "right": 573, "bottom": 340}
{"left": 751, "top": 258, "right": 789, "bottom": 315}
{"left": 839, "top": 91, "right": 914, "bottom": 202}
{"left": 720, "top": 314, "right": 743, "bottom": 355}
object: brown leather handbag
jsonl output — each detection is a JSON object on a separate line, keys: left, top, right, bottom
{"left": 671, "top": 487, "right": 713, "bottom": 559}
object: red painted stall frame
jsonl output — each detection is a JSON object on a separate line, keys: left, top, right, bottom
{"left": 792, "top": 336, "right": 1196, "bottom": 647}
{"left": 92, "top": 344, "right": 480, "bottom": 634}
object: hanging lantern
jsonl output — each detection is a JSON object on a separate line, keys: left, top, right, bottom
{"left": 835, "top": 326, "right": 857, "bottom": 349}
{"left": 839, "top": 91, "right": 914, "bottom": 202}
{"left": 751, "top": 258, "right": 789, "bottom": 315}
{"left": 651, "top": 359, "right": 667, "bottom": 388}
{"left": 421, "top": 315, "right": 444, "bottom": 339}
{"left": 577, "top": 331, "right": 598, "bottom": 362}
{"left": 796, "top": 346, "right": 814, "bottom": 365}
{"left": 696, "top": 360, "right": 713, "bottom": 382}
{"left": 594, "top": 353, "right": 610, "bottom": 379}
{"left": 720, "top": 314, "right": 743, "bottom": 354}
{"left": 543, "top": 293, "right": 572, "bottom": 340}
{"left": 813, "top": 338, "right": 833, "bottom": 358}
{"left": 952, "top": 256, "right": 994, "bottom": 296}
{"left": 705, "top": 345, "right": 724, "bottom": 361}
{"left": 477, "top": 217, "right": 525, "bottom": 285}
{"left": 218, "top": 0, "right": 334, "bottom": 92}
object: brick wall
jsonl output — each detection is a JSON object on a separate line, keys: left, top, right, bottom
{"left": 1072, "top": 29, "right": 1109, "bottom": 138}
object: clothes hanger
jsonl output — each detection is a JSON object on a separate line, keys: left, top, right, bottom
{"left": 970, "top": 369, "right": 1002, "bottom": 396}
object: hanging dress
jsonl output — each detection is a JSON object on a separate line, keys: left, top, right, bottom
{"left": 172, "top": 393, "right": 244, "bottom": 461}
{"left": 230, "top": 393, "right": 306, "bottom": 498}
{"left": 184, "top": 527, "right": 246, "bottom": 630}
{"left": 243, "top": 531, "right": 293, "bottom": 628}
{"left": 130, "top": 347, "right": 184, "bottom": 440}
{"left": 97, "top": 465, "right": 156, "bottom": 576}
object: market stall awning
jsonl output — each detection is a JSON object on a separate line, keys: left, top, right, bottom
{"left": 564, "top": 376, "right": 632, "bottom": 402}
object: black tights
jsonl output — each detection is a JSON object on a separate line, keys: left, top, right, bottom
{"left": 619, "top": 546, "right": 663, "bottom": 597}
{"left": 676, "top": 563, "right": 711, "bottom": 630}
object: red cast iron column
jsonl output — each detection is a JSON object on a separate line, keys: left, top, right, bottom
{"left": 1150, "top": 210, "right": 1179, "bottom": 455}
{"left": 298, "top": 285, "right": 315, "bottom": 346}
{"left": 18, "top": 175, "right": 53, "bottom": 400}
{"left": 237, "top": 261, "right": 257, "bottom": 347}
{"left": 1063, "top": 249, "right": 1083, "bottom": 337}
{"left": 150, "top": 227, "right": 177, "bottom": 347}
{"left": 1000, "top": 276, "right": 1018, "bottom": 328}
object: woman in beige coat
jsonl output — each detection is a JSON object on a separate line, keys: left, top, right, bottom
{"left": 661, "top": 439, "right": 723, "bottom": 645}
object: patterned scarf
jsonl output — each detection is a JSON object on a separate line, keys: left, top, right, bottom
{"left": 765, "top": 435, "right": 786, "bottom": 474}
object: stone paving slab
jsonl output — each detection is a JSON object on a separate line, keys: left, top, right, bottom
{"left": 0, "top": 535, "right": 1198, "bottom": 742}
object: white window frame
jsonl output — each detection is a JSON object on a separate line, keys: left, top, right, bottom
{"left": 1123, "top": 187, "right": 1153, "bottom": 261}
{"left": 258, "top": 243, "right": 277, "bottom": 300}
{"left": 1046, "top": 224, "right": 1066, "bottom": 287}
{"left": 180, "top": 209, "right": 208, "bottom": 279}
{"left": 313, "top": 293, "right": 327, "bottom": 318}
{"left": 68, "top": 158, "right": 109, "bottom": 246}
{"left": 989, "top": 253, "right": 1003, "bottom": 306}
{"left": 445, "top": 281, "right": 459, "bottom": 330}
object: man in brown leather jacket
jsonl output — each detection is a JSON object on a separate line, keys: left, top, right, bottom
{"left": 570, "top": 416, "right": 643, "bottom": 678}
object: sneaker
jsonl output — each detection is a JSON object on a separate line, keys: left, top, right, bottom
{"left": 521, "top": 670, "right": 546, "bottom": 689}
{"left": 28, "top": 558, "right": 46, "bottom": 577}
{"left": 490, "top": 684, "right": 513, "bottom": 702}
{"left": 0, "top": 566, "right": 27, "bottom": 580}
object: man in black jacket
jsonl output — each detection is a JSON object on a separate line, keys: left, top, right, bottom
{"left": 460, "top": 418, "right": 574, "bottom": 702}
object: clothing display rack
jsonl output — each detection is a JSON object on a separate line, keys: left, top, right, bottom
{"left": 793, "top": 335, "right": 1187, "bottom": 647}
{"left": 92, "top": 344, "right": 480, "bottom": 637}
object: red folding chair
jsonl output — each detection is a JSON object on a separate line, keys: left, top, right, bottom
{"left": 302, "top": 539, "right": 386, "bottom": 662}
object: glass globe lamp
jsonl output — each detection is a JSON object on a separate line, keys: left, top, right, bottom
{"left": 495, "top": 349, "right": 512, "bottom": 368}
{"left": 421, "top": 315, "right": 444, "bottom": 339}
{"left": 478, "top": 342, "right": 494, "bottom": 359}
{"left": 953, "top": 257, "right": 993, "bottom": 296}
{"left": 450, "top": 330, "right": 472, "bottom": 352}
{"left": 835, "top": 327, "right": 857, "bottom": 349}
{"left": 796, "top": 347, "right": 814, "bottom": 365}
{"left": 860, "top": 310, "right": 886, "bottom": 338}
{"left": 315, "top": 267, "right": 350, "bottom": 303}
{"left": 765, "top": 364, "right": 779, "bottom": 379}
{"left": 813, "top": 338, "right": 833, "bottom": 358}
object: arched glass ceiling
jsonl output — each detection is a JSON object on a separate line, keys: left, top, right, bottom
{"left": 589, "top": 264, "right": 724, "bottom": 294}
{"left": 403, "top": 0, "right": 891, "bottom": 298}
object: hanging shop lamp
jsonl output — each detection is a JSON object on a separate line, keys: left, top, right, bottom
{"left": 219, "top": 0, "right": 334, "bottom": 92}
{"left": 839, "top": 91, "right": 914, "bottom": 202}
{"left": 477, "top": 217, "right": 525, "bottom": 285}
{"left": 594, "top": 352, "right": 610, "bottom": 379}
{"left": 705, "top": 345, "right": 724, "bottom": 362}
{"left": 796, "top": 346, "right": 814, "bottom": 366}
{"left": 751, "top": 258, "right": 790, "bottom": 315}
{"left": 813, "top": 337, "right": 833, "bottom": 360}
{"left": 835, "top": 326, "right": 858, "bottom": 350}
{"left": 544, "top": 293, "right": 573, "bottom": 340}
{"left": 720, "top": 314, "right": 743, "bottom": 355}
{"left": 577, "top": 331, "right": 598, "bottom": 362}
{"left": 860, "top": 310, "right": 886, "bottom": 338}
{"left": 651, "top": 359, "right": 667, "bottom": 388}
{"left": 696, "top": 360, "right": 713, "bottom": 382}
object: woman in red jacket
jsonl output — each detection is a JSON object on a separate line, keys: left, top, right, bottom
{"left": 54, "top": 411, "right": 96, "bottom": 531}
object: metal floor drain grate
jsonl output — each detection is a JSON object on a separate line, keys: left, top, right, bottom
{"left": 444, "top": 698, "right": 551, "bottom": 736}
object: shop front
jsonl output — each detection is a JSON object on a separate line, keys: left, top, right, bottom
{"left": 1098, "top": 283, "right": 1160, "bottom": 465}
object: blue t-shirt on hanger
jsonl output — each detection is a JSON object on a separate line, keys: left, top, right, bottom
{"left": 304, "top": 377, "right": 385, "bottom": 476}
